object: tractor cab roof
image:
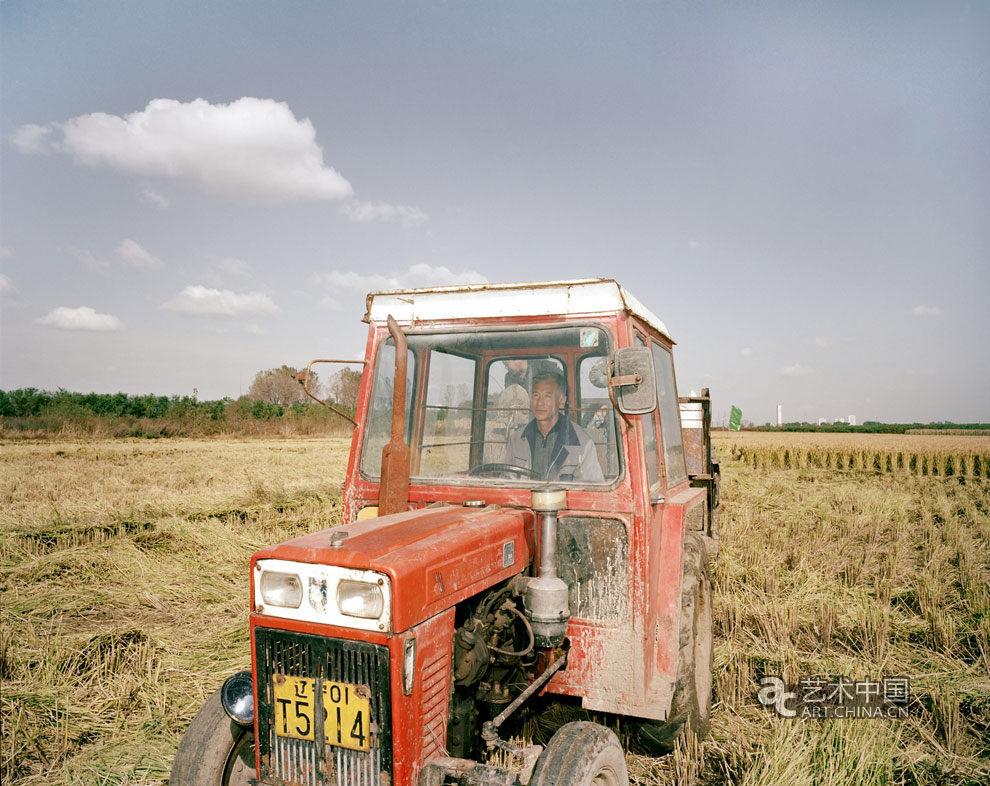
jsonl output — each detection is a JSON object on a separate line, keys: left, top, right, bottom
{"left": 363, "top": 278, "right": 672, "bottom": 342}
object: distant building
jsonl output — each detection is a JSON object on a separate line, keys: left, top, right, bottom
{"left": 777, "top": 404, "right": 783, "bottom": 427}
{"left": 818, "top": 418, "right": 828, "bottom": 426}
{"left": 833, "top": 417, "right": 846, "bottom": 425}
{"left": 848, "top": 415, "right": 857, "bottom": 426}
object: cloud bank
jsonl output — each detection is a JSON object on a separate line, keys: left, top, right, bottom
{"left": 142, "top": 189, "right": 170, "bottom": 208}
{"left": 315, "top": 264, "right": 488, "bottom": 300}
{"left": 11, "top": 124, "right": 52, "bottom": 154}
{"left": 66, "top": 246, "right": 109, "bottom": 272}
{"left": 37, "top": 306, "right": 122, "bottom": 331}
{"left": 216, "top": 257, "right": 252, "bottom": 277}
{"left": 779, "top": 364, "right": 814, "bottom": 377}
{"left": 342, "top": 200, "right": 429, "bottom": 227}
{"left": 13, "top": 98, "right": 353, "bottom": 202}
{"left": 117, "top": 239, "right": 163, "bottom": 268}
{"left": 162, "top": 285, "right": 279, "bottom": 318}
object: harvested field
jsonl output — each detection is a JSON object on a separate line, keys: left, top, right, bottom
{"left": 1, "top": 435, "right": 988, "bottom": 785}
{"left": 0, "top": 438, "right": 351, "bottom": 784}
{"left": 715, "top": 431, "right": 990, "bottom": 479}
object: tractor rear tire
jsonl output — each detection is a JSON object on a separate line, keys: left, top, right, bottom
{"left": 530, "top": 721, "right": 628, "bottom": 786}
{"left": 171, "top": 687, "right": 255, "bottom": 786}
{"left": 634, "top": 532, "right": 713, "bottom": 754}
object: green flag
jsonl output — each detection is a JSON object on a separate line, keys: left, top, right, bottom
{"left": 729, "top": 405, "right": 742, "bottom": 431}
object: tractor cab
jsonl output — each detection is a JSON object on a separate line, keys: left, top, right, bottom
{"left": 341, "top": 280, "right": 696, "bottom": 524}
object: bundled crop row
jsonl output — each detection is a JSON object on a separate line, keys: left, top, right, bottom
{"left": 726, "top": 444, "right": 990, "bottom": 477}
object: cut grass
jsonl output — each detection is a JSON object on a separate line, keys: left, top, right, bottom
{"left": 0, "top": 437, "right": 351, "bottom": 784}
{"left": 1, "top": 435, "right": 988, "bottom": 784}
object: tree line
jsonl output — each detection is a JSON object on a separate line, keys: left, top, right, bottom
{"left": 0, "top": 366, "right": 363, "bottom": 437}
{"left": 752, "top": 422, "right": 989, "bottom": 433}
{"left": 0, "top": 388, "right": 305, "bottom": 421}
{"left": 0, "top": 366, "right": 362, "bottom": 417}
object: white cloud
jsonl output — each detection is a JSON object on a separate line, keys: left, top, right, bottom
{"left": 0, "top": 274, "right": 13, "bottom": 295}
{"left": 116, "top": 239, "right": 163, "bottom": 268}
{"left": 314, "top": 264, "right": 488, "bottom": 300}
{"left": 11, "top": 123, "right": 53, "bottom": 154}
{"left": 779, "top": 364, "right": 814, "bottom": 377}
{"left": 142, "top": 189, "right": 170, "bottom": 208}
{"left": 399, "top": 262, "right": 489, "bottom": 288}
{"left": 199, "top": 256, "right": 253, "bottom": 287}
{"left": 217, "top": 257, "right": 252, "bottom": 277}
{"left": 687, "top": 240, "right": 709, "bottom": 252}
{"left": 342, "top": 200, "right": 429, "bottom": 227}
{"left": 161, "top": 285, "right": 279, "bottom": 318}
{"left": 806, "top": 337, "right": 832, "bottom": 347}
{"left": 244, "top": 323, "right": 265, "bottom": 335}
{"left": 66, "top": 246, "right": 109, "bottom": 272}
{"left": 741, "top": 347, "right": 753, "bottom": 357}
{"left": 911, "top": 305, "right": 942, "bottom": 317}
{"left": 36, "top": 306, "right": 122, "bottom": 331}
{"left": 318, "top": 270, "right": 403, "bottom": 292}
{"left": 15, "top": 97, "right": 353, "bottom": 202}
{"left": 0, "top": 246, "right": 13, "bottom": 259}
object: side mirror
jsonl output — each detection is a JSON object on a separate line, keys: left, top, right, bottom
{"left": 294, "top": 359, "right": 366, "bottom": 425}
{"left": 610, "top": 347, "right": 657, "bottom": 415}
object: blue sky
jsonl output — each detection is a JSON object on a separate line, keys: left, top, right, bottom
{"left": 1, "top": 1, "right": 987, "bottom": 423}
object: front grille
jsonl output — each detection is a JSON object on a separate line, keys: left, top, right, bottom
{"left": 255, "top": 628, "right": 392, "bottom": 786}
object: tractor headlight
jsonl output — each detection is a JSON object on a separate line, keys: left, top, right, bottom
{"left": 337, "top": 580, "right": 384, "bottom": 619}
{"left": 253, "top": 559, "right": 391, "bottom": 630}
{"left": 260, "top": 571, "right": 303, "bottom": 608}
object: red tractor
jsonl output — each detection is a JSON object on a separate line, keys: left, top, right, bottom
{"left": 172, "top": 279, "right": 720, "bottom": 786}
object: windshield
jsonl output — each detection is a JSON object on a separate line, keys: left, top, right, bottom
{"left": 360, "top": 325, "right": 620, "bottom": 486}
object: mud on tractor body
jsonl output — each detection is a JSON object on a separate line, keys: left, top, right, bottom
{"left": 172, "top": 279, "right": 720, "bottom": 786}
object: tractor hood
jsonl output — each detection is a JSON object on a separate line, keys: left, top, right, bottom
{"left": 253, "top": 505, "right": 534, "bottom": 632}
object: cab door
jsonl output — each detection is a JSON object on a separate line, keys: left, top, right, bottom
{"left": 635, "top": 328, "right": 695, "bottom": 706}
{"left": 634, "top": 331, "right": 671, "bottom": 691}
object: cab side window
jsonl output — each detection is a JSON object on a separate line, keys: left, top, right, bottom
{"left": 578, "top": 354, "right": 620, "bottom": 479}
{"left": 636, "top": 334, "right": 661, "bottom": 490}
{"left": 651, "top": 342, "right": 687, "bottom": 487}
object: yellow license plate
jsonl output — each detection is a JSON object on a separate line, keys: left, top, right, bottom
{"left": 272, "top": 674, "right": 372, "bottom": 752}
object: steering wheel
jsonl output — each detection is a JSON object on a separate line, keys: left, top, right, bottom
{"left": 468, "top": 463, "right": 544, "bottom": 480}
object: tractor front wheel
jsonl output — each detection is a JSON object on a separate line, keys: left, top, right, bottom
{"left": 530, "top": 721, "right": 628, "bottom": 786}
{"left": 171, "top": 687, "right": 255, "bottom": 786}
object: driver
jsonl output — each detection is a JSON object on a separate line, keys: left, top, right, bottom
{"left": 505, "top": 370, "right": 605, "bottom": 483}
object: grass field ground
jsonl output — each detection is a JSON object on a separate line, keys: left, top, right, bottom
{"left": 1, "top": 434, "right": 988, "bottom": 784}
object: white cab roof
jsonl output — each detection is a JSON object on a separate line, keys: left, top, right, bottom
{"left": 364, "top": 278, "right": 671, "bottom": 340}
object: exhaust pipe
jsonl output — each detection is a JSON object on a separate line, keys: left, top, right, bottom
{"left": 379, "top": 315, "right": 410, "bottom": 516}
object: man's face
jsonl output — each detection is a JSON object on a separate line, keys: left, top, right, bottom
{"left": 531, "top": 379, "right": 564, "bottom": 431}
